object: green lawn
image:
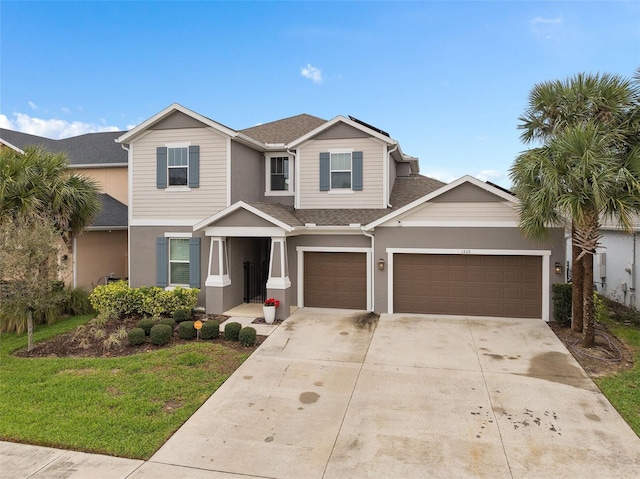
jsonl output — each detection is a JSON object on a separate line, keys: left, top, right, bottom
{"left": 594, "top": 319, "right": 640, "bottom": 437}
{"left": 0, "top": 315, "right": 251, "bottom": 459}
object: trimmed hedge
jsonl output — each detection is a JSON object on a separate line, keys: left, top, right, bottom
{"left": 173, "top": 307, "right": 192, "bottom": 323}
{"left": 178, "top": 321, "right": 197, "bottom": 340}
{"left": 224, "top": 322, "right": 242, "bottom": 341}
{"left": 137, "top": 318, "right": 155, "bottom": 336}
{"left": 128, "top": 328, "right": 146, "bottom": 346}
{"left": 200, "top": 320, "right": 220, "bottom": 340}
{"left": 552, "top": 283, "right": 572, "bottom": 326}
{"left": 239, "top": 327, "right": 257, "bottom": 346}
{"left": 89, "top": 281, "right": 199, "bottom": 318}
{"left": 158, "top": 318, "right": 176, "bottom": 329}
{"left": 150, "top": 324, "right": 172, "bottom": 346}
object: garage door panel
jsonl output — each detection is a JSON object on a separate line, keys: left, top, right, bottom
{"left": 394, "top": 254, "right": 542, "bottom": 319}
{"left": 304, "top": 252, "right": 367, "bottom": 310}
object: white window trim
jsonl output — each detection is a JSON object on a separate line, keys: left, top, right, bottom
{"left": 165, "top": 232, "right": 193, "bottom": 288}
{"left": 328, "top": 149, "right": 353, "bottom": 191}
{"left": 166, "top": 143, "right": 191, "bottom": 190}
{"left": 265, "top": 153, "right": 294, "bottom": 196}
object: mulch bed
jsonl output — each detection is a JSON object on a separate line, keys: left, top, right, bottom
{"left": 14, "top": 314, "right": 265, "bottom": 358}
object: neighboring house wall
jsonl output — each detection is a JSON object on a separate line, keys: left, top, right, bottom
{"left": 130, "top": 128, "right": 229, "bottom": 222}
{"left": 74, "top": 166, "right": 128, "bottom": 205}
{"left": 298, "top": 137, "right": 386, "bottom": 209}
{"left": 597, "top": 231, "right": 639, "bottom": 309}
{"left": 75, "top": 230, "right": 128, "bottom": 289}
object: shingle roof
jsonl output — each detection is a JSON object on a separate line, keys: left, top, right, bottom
{"left": 239, "top": 114, "right": 327, "bottom": 144}
{"left": 0, "top": 129, "right": 128, "bottom": 166}
{"left": 90, "top": 194, "right": 128, "bottom": 228}
{"left": 240, "top": 175, "right": 446, "bottom": 228}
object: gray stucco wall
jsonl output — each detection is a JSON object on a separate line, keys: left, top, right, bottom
{"left": 129, "top": 225, "right": 208, "bottom": 306}
{"left": 230, "top": 141, "right": 262, "bottom": 204}
{"left": 372, "top": 226, "right": 565, "bottom": 315}
{"left": 286, "top": 233, "right": 372, "bottom": 305}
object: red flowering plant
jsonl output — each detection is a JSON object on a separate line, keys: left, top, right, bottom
{"left": 264, "top": 298, "right": 280, "bottom": 308}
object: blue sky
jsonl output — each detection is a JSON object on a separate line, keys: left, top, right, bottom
{"left": 1, "top": 1, "right": 638, "bottom": 187}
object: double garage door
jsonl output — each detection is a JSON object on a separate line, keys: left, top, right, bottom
{"left": 393, "top": 254, "right": 542, "bottom": 319}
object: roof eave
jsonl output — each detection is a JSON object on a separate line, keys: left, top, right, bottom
{"left": 288, "top": 115, "right": 397, "bottom": 149}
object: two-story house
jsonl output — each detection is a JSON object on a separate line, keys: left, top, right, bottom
{"left": 0, "top": 129, "right": 128, "bottom": 290}
{"left": 117, "top": 104, "right": 565, "bottom": 321}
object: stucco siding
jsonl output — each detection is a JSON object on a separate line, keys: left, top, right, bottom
{"left": 597, "top": 231, "right": 639, "bottom": 309}
{"left": 230, "top": 142, "right": 262, "bottom": 203}
{"left": 75, "top": 166, "right": 128, "bottom": 205}
{"left": 131, "top": 128, "right": 228, "bottom": 222}
{"left": 75, "top": 230, "right": 128, "bottom": 290}
{"left": 298, "top": 137, "right": 385, "bottom": 209}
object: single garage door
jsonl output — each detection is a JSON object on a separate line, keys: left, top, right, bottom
{"left": 304, "top": 252, "right": 367, "bottom": 309}
{"left": 393, "top": 254, "right": 542, "bottom": 318}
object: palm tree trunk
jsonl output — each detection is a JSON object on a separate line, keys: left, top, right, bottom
{"left": 27, "top": 309, "right": 34, "bottom": 351}
{"left": 582, "top": 253, "right": 595, "bottom": 347}
{"left": 571, "top": 226, "right": 584, "bottom": 332}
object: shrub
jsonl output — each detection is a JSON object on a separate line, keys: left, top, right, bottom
{"left": 128, "top": 328, "right": 146, "bottom": 346}
{"left": 137, "top": 318, "right": 156, "bottom": 336}
{"left": 239, "top": 327, "right": 257, "bottom": 346}
{"left": 150, "top": 324, "right": 172, "bottom": 346}
{"left": 552, "top": 283, "right": 572, "bottom": 326}
{"left": 178, "top": 321, "right": 197, "bottom": 340}
{"left": 158, "top": 318, "right": 176, "bottom": 329}
{"left": 173, "top": 307, "right": 192, "bottom": 323}
{"left": 224, "top": 322, "right": 242, "bottom": 341}
{"left": 200, "top": 320, "right": 219, "bottom": 340}
{"left": 61, "top": 287, "right": 94, "bottom": 315}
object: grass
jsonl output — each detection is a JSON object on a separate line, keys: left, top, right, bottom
{"left": 594, "top": 316, "right": 640, "bottom": 437}
{"left": 0, "top": 314, "right": 251, "bottom": 459}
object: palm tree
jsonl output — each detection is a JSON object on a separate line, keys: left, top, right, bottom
{"left": 512, "top": 71, "right": 640, "bottom": 346}
{"left": 0, "top": 146, "right": 101, "bottom": 247}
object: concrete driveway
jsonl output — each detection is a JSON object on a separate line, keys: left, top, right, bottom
{"left": 131, "top": 309, "right": 640, "bottom": 478}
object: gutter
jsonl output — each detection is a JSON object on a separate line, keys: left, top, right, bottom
{"left": 386, "top": 144, "right": 399, "bottom": 208}
{"left": 361, "top": 227, "right": 375, "bottom": 312}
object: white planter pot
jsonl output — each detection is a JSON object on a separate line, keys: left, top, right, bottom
{"left": 263, "top": 305, "right": 276, "bottom": 324}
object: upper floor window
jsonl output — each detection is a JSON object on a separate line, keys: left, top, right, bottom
{"left": 271, "top": 156, "right": 290, "bottom": 191}
{"left": 265, "top": 153, "right": 294, "bottom": 196}
{"left": 168, "top": 147, "right": 188, "bottom": 186}
{"left": 319, "top": 150, "right": 363, "bottom": 192}
{"left": 330, "top": 153, "right": 351, "bottom": 189}
{"left": 156, "top": 145, "right": 200, "bottom": 189}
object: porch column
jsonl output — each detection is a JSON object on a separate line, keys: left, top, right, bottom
{"left": 205, "top": 237, "right": 231, "bottom": 314}
{"left": 266, "top": 237, "right": 291, "bottom": 320}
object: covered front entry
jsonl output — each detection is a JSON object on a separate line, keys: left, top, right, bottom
{"left": 304, "top": 252, "right": 367, "bottom": 309}
{"left": 393, "top": 254, "right": 543, "bottom": 318}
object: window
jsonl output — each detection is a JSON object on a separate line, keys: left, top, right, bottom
{"left": 330, "top": 152, "right": 352, "bottom": 189}
{"left": 168, "top": 147, "right": 188, "bottom": 186}
{"left": 156, "top": 145, "right": 199, "bottom": 189}
{"left": 270, "top": 156, "right": 289, "bottom": 191}
{"left": 169, "top": 238, "right": 190, "bottom": 285}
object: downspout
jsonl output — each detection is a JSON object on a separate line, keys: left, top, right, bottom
{"left": 386, "top": 144, "right": 399, "bottom": 208}
{"left": 120, "top": 142, "right": 131, "bottom": 286}
{"left": 361, "top": 227, "right": 375, "bottom": 312}
{"left": 286, "top": 148, "right": 297, "bottom": 209}
{"left": 631, "top": 232, "right": 637, "bottom": 307}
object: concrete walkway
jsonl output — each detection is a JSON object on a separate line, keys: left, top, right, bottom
{"left": 3, "top": 310, "right": 639, "bottom": 478}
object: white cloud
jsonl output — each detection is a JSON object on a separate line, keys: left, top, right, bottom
{"left": 61, "top": 107, "right": 71, "bottom": 115}
{"left": 28, "top": 101, "right": 38, "bottom": 110}
{"left": 0, "top": 112, "right": 121, "bottom": 139}
{"left": 475, "top": 169, "right": 506, "bottom": 183}
{"left": 423, "top": 169, "right": 458, "bottom": 184}
{"left": 530, "top": 16, "right": 563, "bottom": 40}
{"left": 301, "top": 64, "right": 323, "bottom": 84}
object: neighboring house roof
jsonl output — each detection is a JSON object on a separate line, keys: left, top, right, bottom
{"left": 239, "top": 114, "right": 327, "bottom": 145}
{"left": 89, "top": 193, "right": 128, "bottom": 229}
{"left": 0, "top": 128, "right": 128, "bottom": 166}
{"left": 600, "top": 214, "right": 640, "bottom": 232}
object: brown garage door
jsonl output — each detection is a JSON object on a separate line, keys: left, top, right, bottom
{"left": 304, "top": 252, "right": 367, "bottom": 309}
{"left": 393, "top": 254, "right": 542, "bottom": 318}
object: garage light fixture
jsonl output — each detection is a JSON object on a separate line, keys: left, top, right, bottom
{"left": 554, "top": 262, "right": 562, "bottom": 275}
{"left": 377, "top": 258, "right": 385, "bottom": 271}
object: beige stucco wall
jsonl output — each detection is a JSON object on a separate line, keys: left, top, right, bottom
{"left": 298, "top": 137, "right": 386, "bottom": 209}
{"left": 74, "top": 230, "right": 128, "bottom": 290}
{"left": 74, "top": 166, "right": 128, "bottom": 204}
